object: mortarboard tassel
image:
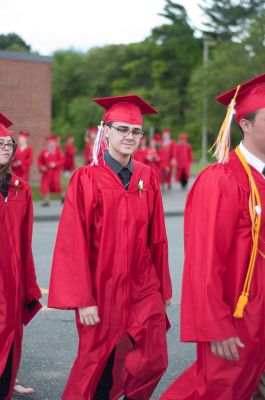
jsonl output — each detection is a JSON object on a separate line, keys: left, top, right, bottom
{"left": 210, "top": 85, "right": 241, "bottom": 164}
{"left": 92, "top": 121, "right": 104, "bottom": 165}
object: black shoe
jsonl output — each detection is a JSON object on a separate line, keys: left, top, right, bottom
{"left": 41, "top": 201, "right": 50, "bottom": 207}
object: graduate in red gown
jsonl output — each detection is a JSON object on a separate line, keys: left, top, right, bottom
{"left": 132, "top": 136, "right": 147, "bottom": 163}
{"left": 11, "top": 132, "right": 33, "bottom": 182}
{"left": 83, "top": 128, "right": 97, "bottom": 165}
{"left": 63, "top": 135, "right": 76, "bottom": 175}
{"left": 174, "top": 133, "right": 192, "bottom": 189}
{"left": 145, "top": 134, "right": 161, "bottom": 182}
{"left": 161, "top": 73, "right": 265, "bottom": 400}
{"left": 38, "top": 136, "right": 65, "bottom": 206}
{"left": 0, "top": 113, "right": 42, "bottom": 400}
{"left": 160, "top": 129, "right": 176, "bottom": 190}
{"left": 48, "top": 94, "right": 172, "bottom": 400}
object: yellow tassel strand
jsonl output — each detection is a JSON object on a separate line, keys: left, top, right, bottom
{"left": 210, "top": 85, "right": 241, "bottom": 164}
{"left": 233, "top": 147, "right": 262, "bottom": 318}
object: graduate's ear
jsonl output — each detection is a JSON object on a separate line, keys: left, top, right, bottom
{"left": 104, "top": 124, "right": 110, "bottom": 138}
{"left": 239, "top": 118, "right": 252, "bottom": 136}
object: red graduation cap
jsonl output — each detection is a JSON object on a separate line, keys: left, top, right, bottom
{"left": 93, "top": 94, "right": 158, "bottom": 125}
{"left": 153, "top": 132, "right": 163, "bottom": 142}
{"left": 0, "top": 113, "right": 13, "bottom": 137}
{"left": 179, "top": 133, "right": 188, "bottom": 140}
{"left": 89, "top": 127, "right": 98, "bottom": 134}
{"left": 211, "top": 72, "right": 265, "bottom": 163}
{"left": 19, "top": 131, "right": 30, "bottom": 138}
{"left": 46, "top": 135, "right": 57, "bottom": 142}
{"left": 216, "top": 72, "right": 265, "bottom": 122}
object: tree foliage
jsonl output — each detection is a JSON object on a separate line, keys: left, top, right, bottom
{"left": 200, "top": 0, "right": 265, "bottom": 41}
{"left": 0, "top": 33, "right": 31, "bottom": 52}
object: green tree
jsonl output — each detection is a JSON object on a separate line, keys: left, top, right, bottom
{"left": 186, "top": 9, "right": 265, "bottom": 157}
{"left": 199, "top": 0, "right": 265, "bottom": 41}
{"left": 0, "top": 33, "right": 31, "bottom": 52}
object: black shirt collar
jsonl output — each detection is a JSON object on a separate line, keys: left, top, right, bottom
{"left": 104, "top": 150, "right": 134, "bottom": 175}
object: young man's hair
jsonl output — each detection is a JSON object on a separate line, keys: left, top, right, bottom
{"left": 239, "top": 111, "right": 257, "bottom": 136}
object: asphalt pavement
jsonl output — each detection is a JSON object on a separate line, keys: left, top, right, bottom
{"left": 14, "top": 180, "right": 196, "bottom": 400}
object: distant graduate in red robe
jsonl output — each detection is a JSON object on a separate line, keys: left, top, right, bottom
{"left": 11, "top": 132, "right": 33, "bottom": 182}
{"left": 38, "top": 136, "right": 65, "bottom": 206}
{"left": 63, "top": 135, "right": 76, "bottom": 174}
{"left": 161, "top": 129, "right": 176, "bottom": 190}
{"left": 83, "top": 127, "right": 97, "bottom": 165}
{"left": 48, "top": 95, "right": 172, "bottom": 400}
{"left": 145, "top": 134, "right": 161, "bottom": 182}
{"left": 132, "top": 136, "right": 147, "bottom": 163}
{"left": 174, "top": 133, "right": 192, "bottom": 189}
{"left": 161, "top": 73, "right": 265, "bottom": 400}
{"left": 0, "top": 113, "right": 42, "bottom": 400}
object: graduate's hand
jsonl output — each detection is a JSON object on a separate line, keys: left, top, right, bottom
{"left": 78, "top": 306, "right": 100, "bottom": 326}
{"left": 164, "top": 299, "right": 172, "bottom": 308}
{"left": 211, "top": 337, "right": 244, "bottom": 361}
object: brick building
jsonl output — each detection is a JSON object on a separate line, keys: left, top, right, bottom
{"left": 0, "top": 50, "right": 52, "bottom": 184}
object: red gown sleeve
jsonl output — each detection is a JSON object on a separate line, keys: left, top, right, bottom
{"left": 22, "top": 186, "right": 42, "bottom": 325}
{"left": 148, "top": 170, "right": 172, "bottom": 301}
{"left": 48, "top": 167, "right": 97, "bottom": 309}
{"left": 55, "top": 148, "right": 65, "bottom": 168}
{"left": 181, "top": 164, "right": 240, "bottom": 342}
{"left": 38, "top": 150, "right": 45, "bottom": 171}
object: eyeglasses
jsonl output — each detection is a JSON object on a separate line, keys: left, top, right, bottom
{"left": 0, "top": 141, "right": 15, "bottom": 150}
{"left": 110, "top": 125, "right": 144, "bottom": 139}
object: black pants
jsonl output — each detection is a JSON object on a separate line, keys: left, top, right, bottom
{"left": 93, "top": 347, "right": 116, "bottom": 400}
{"left": 93, "top": 336, "right": 135, "bottom": 400}
{"left": 0, "top": 344, "right": 13, "bottom": 400}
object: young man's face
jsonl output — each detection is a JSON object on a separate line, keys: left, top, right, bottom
{"left": 0, "top": 136, "right": 14, "bottom": 166}
{"left": 241, "top": 108, "right": 265, "bottom": 154}
{"left": 106, "top": 122, "right": 142, "bottom": 156}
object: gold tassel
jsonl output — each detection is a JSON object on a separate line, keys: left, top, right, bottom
{"left": 233, "top": 147, "right": 262, "bottom": 318}
{"left": 233, "top": 293, "right": 249, "bottom": 318}
{"left": 210, "top": 85, "right": 241, "bottom": 163}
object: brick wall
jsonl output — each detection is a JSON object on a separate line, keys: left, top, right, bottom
{"left": 0, "top": 51, "right": 52, "bottom": 185}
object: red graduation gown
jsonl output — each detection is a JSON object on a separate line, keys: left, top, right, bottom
{"left": 64, "top": 144, "right": 76, "bottom": 172}
{"left": 145, "top": 148, "right": 161, "bottom": 183}
{"left": 0, "top": 174, "right": 42, "bottom": 399}
{"left": 159, "top": 142, "right": 175, "bottom": 185}
{"left": 11, "top": 146, "right": 33, "bottom": 182}
{"left": 161, "top": 151, "right": 265, "bottom": 400}
{"left": 48, "top": 160, "right": 172, "bottom": 400}
{"left": 174, "top": 143, "right": 192, "bottom": 182}
{"left": 38, "top": 147, "right": 64, "bottom": 195}
{"left": 83, "top": 142, "right": 93, "bottom": 165}
{"left": 132, "top": 147, "right": 147, "bottom": 164}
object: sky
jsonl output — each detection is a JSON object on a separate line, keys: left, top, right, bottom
{"left": 0, "top": 0, "right": 203, "bottom": 56}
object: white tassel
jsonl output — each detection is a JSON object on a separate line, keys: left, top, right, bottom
{"left": 92, "top": 121, "right": 104, "bottom": 165}
{"left": 216, "top": 107, "right": 235, "bottom": 164}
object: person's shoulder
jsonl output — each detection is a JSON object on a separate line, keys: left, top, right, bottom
{"left": 133, "top": 159, "right": 150, "bottom": 171}
{"left": 10, "top": 173, "right": 32, "bottom": 197}
{"left": 133, "top": 160, "right": 159, "bottom": 189}
{"left": 194, "top": 161, "right": 238, "bottom": 193}
{"left": 69, "top": 165, "right": 99, "bottom": 185}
